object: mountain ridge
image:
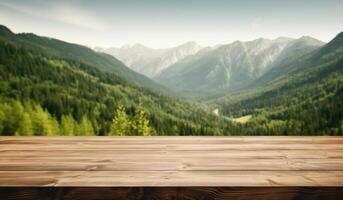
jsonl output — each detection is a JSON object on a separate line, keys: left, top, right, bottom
{"left": 207, "top": 31, "right": 343, "bottom": 134}
{"left": 97, "top": 41, "right": 203, "bottom": 77}
{"left": 0, "top": 23, "right": 342, "bottom": 135}
{"left": 155, "top": 36, "right": 325, "bottom": 94}
{"left": 0, "top": 24, "right": 236, "bottom": 136}
{"left": 0, "top": 25, "right": 167, "bottom": 93}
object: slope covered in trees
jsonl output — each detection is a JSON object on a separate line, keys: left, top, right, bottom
{"left": 210, "top": 32, "right": 343, "bottom": 135}
{"left": 0, "top": 24, "right": 342, "bottom": 136}
{"left": 0, "top": 29, "right": 236, "bottom": 136}
{"left": 0, "top": 25, "right": 165, "bottom": 92}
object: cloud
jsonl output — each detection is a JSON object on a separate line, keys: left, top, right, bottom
{"left": 50, "top": 3, "right": 107, "bottom": 31}
{"left": 0, "top": 1, "right": 106, "bottom": 31}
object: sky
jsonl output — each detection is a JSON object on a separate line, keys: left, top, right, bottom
{"left": 0, "top": 0, "right": 342, "bottom": 48}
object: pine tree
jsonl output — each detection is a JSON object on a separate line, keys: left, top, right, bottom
{"left": 132, "top": 100, "right": 153, "bottom": 136}
{"left": 109, "top": 104, "right": 131, "bottom": 136}
{"left": 48, "top": 116, "right": 60, "bottom": 136}
{"left": 31, "top": 105, "right": 53, "bottom": 136}
{"left": 0, "top": 110, "right": 4, "bottom": 134}
{"left": 5, "top": 101, "right": 24, "bottom": 135}
{"left": 78, "top": 116, "right": 95, "bottom": 136}
{"left": 15, "top": 113, "right": 33, "bottom": 136}
{"left": 60, "top": 115, "right": 77, "bottom": 136}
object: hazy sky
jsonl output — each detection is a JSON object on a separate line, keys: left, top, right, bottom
{"left": 0, "top": 0, "right": 342, "bottom": 48}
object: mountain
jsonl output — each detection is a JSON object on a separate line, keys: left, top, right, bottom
{"left": 0, "top": 25, "right": 165, "bottom": 92}
{"left": 250, "top": 36, "right": 327, "bottom": 88}
{"left": 95, "top": 43, "right": 165, "bottom": 75}
{"left": 210, "top": 32, "right": 343, "bottom": 135}
{"left": 0, "top": 24, "right": 236, "bottom": 136}
{"left": 1, "top": 23, "right": 341, "bottom": 136}
{"left": 98, "top": 42, "right": 203, "bottom": 77}
{"left": 155, "top": 37, "right": 324, "bottom": 93}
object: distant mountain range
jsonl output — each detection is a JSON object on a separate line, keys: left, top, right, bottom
{"left": 156, "top": 37, "right": 324, "bottom": 93}
{"left": 96, "top": 42, "right": 202, "bottom": 78}
{"left": 0, "top": 24, "right": 232, "bottom": 136}
{"left": 98, "top": 36, "right": 325, "bottom": 94}
{"left": 0, "top": 25, "right": 168, "bottom": 93}
{"left": 1, "top": 23, "right": 342, "bottom": 135}
{"left": 210, "top": 31, "right": 343, "bottom": 135}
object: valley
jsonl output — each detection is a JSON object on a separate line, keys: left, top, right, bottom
{"left": 0, "top": 24, "right": 342, "bottom": 136}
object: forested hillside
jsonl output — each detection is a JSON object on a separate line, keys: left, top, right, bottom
{"left": 0, "top": 25, "right": 237, "bottom": 136}
{"left": 211, "top": 32, "right": 343, "bottom": 135}
{"left": 0, "top": 25, "right": 165, "bottom": 92}
{"left": 0, "top": 24, "right": 342, "bottom": 136}
{"left": 0, "top": 40, "right": 241, "bottom": 136}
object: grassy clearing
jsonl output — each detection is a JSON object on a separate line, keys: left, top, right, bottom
{"left": 231, "top": 115, "right": 252, "bottom": 123}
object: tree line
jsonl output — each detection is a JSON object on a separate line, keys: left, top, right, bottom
{"left": 1, "top": 36, "right": 342, "bottom": 136}
{"left": 0, "top": 99, "right": 154, "bottom": 136}
{"left": 0, "top": 41, "right": 232, "bottom": 136}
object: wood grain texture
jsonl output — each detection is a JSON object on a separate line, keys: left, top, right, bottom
{"left": 1, "top": 187, "right": 343, "bottom": 200}
{"left": 0, "top": 137, "right": 343, "bottom": 187}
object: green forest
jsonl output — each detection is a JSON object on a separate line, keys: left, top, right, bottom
{"left": 0, "top": 25, "right": 342, "bottom": 136}
{"left": 212, "top": 32, "right": 343, "bottom": 135}
{"left": 0, "top": 39, "right": 236, "bottom": 136}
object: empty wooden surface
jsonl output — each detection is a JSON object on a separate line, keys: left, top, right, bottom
{"left": 2, "top": 187, "right": 343, "bottom": 200}
{"left": 0, "top": 137, "right": 343, "bottom": 187}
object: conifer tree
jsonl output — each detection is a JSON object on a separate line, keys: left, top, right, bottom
{"left": 31, "top": 105, "right": 53, "bottom": 136}
{"left": 60, "top": 115, "right": 77, "bottom": 136}
{"left": 15, "top": 113, "right": 33, "bottom": 136}
{"left": 5, "top": 101, "right": 24, "bottom": 134}
{"left": 132, "top": 100, "right": 153, "bottom": 136}
{"left": 48, "top": 116, "right": 60, "bottom": 136}
{"left": 109, "top": 104, "right": 131, "bottom": 136}
{"left": 0, "top": 110, "right": 4, "bottom": 134}
{"left": 78, "top": 116, "right": 95, "bottom": 136}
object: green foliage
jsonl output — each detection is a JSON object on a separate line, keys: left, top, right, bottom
{"left": 212, "top": 35, "right": 343, "bottom": 135}
{"left": 0, "top": 100, "right": 52, "bottom": 136}
{"left": 77, "top": 116, "right": 95, "bottom": 136}
{"left": 109, "top": 104, "right": 131, "bottom": 136}
{"left": 0, "top": 24, "right": 342, "bottom": 136}
{"left": 131, "top": 100, "right": 154, "bottom": 136}
{"left": 109, "top": 100, "right": 155, "bottom": 136}
{"left": 109, "top": 102, "right": 154, "bottom": 136}
{"left": 0, "top": 99, "right": 96, "bottom": 136}
{"left": 0, "top": 31, "right": 234, "bottom": 136}
{"left": 0, "top": 110, "right": 4, "bottom": 133}
{"left": 15, "top": 113, "right": 33, "bottom": 136}
{"left": 0, "top": 25, "right": 164, "bottom": 92}
{"left": 60, "top": 115, "right": 77, "bottom": 136}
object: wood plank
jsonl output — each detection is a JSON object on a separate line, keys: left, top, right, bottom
{"left": 0, "top": 137, "right": 342, "bottom": 187}
{"left": 1, "top": 136, "right": 343, "bottom": 144}
{"left": 2, "top": 143, "right": 343, "bottom": 151}
{"left": 2, "top": 149, "right": 343, "bottom": 159}
{"left": 1, "top": 187, "right": 343, "bottom": 200}
{"left": 1, "top": 171, "right": 343, "bottom": 186}
{"left": 0, "top": 158, "right": 343, "bottom": 171}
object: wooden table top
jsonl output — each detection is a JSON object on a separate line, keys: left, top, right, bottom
{"left": 0, "top": 136, "right": 343, "bottom": 187}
